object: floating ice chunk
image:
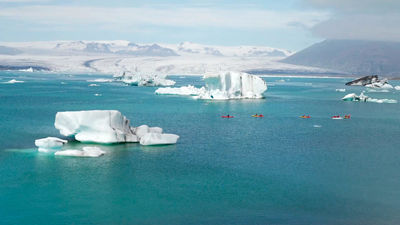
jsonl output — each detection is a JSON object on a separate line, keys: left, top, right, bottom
{"left": 94, "top": 93, "right": 102, "bottom": 96}
{"left": 342, "top": 93, "right": 368, "bottom": 102}
{"left": 342, "top": 92, "right": 397, "bottom": 103}
{"left": 87, "top": 78, "right": 113, "bottom": 83}
{"left": 139, "top": 133, "right": 180, "bottom": 146}
{"left": 365, "top": 82, "right": 393, "bottom": 89}
{"left": 89, "top": 84, "right": 99, "bottom": 87}
{"left": 55, "top": 110, "right": 138, "bottom": 144}
{"left": 367, "top": 98, "right": 397, "bottom": 104}
{"left": 4, "top": 79, "right": 24, "bottom": 84}
{"left": 53, "top": 110, "right": 178, "bottom": 145}
{"left": 155, "top": 71, "right": 267, "bottom": 100}
{"left": 366, "top": 88, "right": 389, "bottom": 93}
{"left": 335, "top": 88, "right": 346, "bottom": 92}
{"left": 313, "top": 125, "right": 322, "bottom": 128}
{"left": 155, "top": 85, "right": 205, "bottom": 96}
{"left": 55, "top": 147, "right": 105, "bottom": 157}
{"left": 200, "top": 71, "right": 267, "bottom": 99}
{"left": 19, "top": 67, "right": 34, "bottom": 72}
{"left": 115, "top": 71, "right": 175, "bottom": 87}
{"left": 35, "top": 137, "right": 68, "bottom": 152}
{"left": 395, "top": 86, "right": 400, "bottom": 90}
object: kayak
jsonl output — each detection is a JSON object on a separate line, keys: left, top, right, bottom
{"left": 344, "top": 115, "right": 351, "bottom": 119}
{"left": 331, "top": 116, "right": 343, "bottom": 120}
{"left": 221, "top": 116, "right": 234, "bottom": 118}
{"left": 252, "top": 115, "right": 264, "bottom": 118}
{"left": 300, "top": 115, "right": 311, "bottom": 119}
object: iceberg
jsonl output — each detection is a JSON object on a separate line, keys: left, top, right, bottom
{"left": 54, "top": 110, "right": 179, "bottom": 145}
{"left": 155, "top": 71, "right": 267, "bottom": 100}
{"left": 346, "top": 75, "right": 393, "bottom": 89}
{"left": 55, "top": 146, "right": 106, "bottom": 157}
{"left": 87, "top": 78, "right": 113, "bottom": 83}
{"left": 335, "top": 88, "right": 346, "bottom": 92}
{"left": 114, "top": 71, "right": 175, "bottom": 87}
{"left": 395, "top": 86, "right": 400, "bottom": 90}
{"left": 342, "top": 92, "right": 397, "bottom": 103}
{"left": 4, "top": 79, "right": 24, "bottom": 84}
{"left": 55, "top": 110, "right": 138, "bottom": 144}
{"left": 35, "top": 137, "right": 67, "bottom": 152}
{"left": 155, "top": 85, "right": 205, "bottom": 96}
{"left": 139, "top": 133, "right": 180, "bottom": 146}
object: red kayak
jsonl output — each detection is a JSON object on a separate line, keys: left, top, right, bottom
{"left": 221, "top": 116, "right": 234, "bottom": 118}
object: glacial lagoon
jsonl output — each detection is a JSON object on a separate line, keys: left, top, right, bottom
{"left": 1, "top": 71, "right": 400, "bottom": 224}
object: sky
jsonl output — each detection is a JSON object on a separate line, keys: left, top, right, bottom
{"left": 0, "top": 0, "right": 398, "bottom": 51}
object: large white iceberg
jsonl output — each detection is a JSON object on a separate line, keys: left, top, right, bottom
{"left": 155, "top": 71, "right": 267, "bottom": 100}
{"left": 55, "top": 146, "right": 106, "bottom": 157}
{"left": 54, "top": 110, "right": 179, "bottom": 145}
{"left": 114, "top": 71, "right": 175, "bottom": 86}
{"left": 55, "top": 110, "right": 137, "bottom": 144}
{"left": 35, "top": 137, "right": 68, "bottom": 152}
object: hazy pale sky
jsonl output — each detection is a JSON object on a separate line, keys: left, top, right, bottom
{"left": 0, "top": 0, "right": 398, "bottom": 50}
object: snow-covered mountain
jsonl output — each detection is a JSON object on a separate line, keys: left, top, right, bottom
{"left": 0, "top": 40, "right": 332, "bottom": 75}
{"left": 165, "top": 42, "right": 292, "bottom": 57}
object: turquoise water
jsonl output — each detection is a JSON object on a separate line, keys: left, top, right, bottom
{"left": 1, "top": 71, "right": 400, "bottom": 225}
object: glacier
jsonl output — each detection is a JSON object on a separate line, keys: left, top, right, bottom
{"left": 54, "top": 110, "right": 179, "bottom": 145}
{"left": 155, "top": 71, "right": 267, "bottom": 100}
{"left": 35, "top": 137, "right": 68, "bottom": 152}
{"left": 0, "top": 40, "right": 331, "bottom": 76}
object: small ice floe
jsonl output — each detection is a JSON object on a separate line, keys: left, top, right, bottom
{"left": 87, "top": 78, "right": 113, "bottom": 83}
{"left": 139, "top": 133, "right": 180, "bottom": 146}
{"left": 60, "top": 82, "right": 67, "bottom": 85}
{"left": 89, "top": 84, "right": 99, "bottom": 87}
{"left": 94, "top": 93, "right": 102, "bottom": 96}
{"left": 395, "top": 86, "right": 400, "bottom": 91}
{"left": 336, "top": 88, "right": 346, "bottom": 92}
{"left": 35, "top": 137, "right": 67, "bottom": 152}
{"left": 277, "top": 79, "right": 286, "bottom": 82}
{"left": 4, "top": 79, "right": 24, "bottom": 84}
{"left": 366, "top": 88, "right": 390, "bottom": 93}
{"left": 55, "top": 147, "right": 105, "bottom": 157}
{"left": 19, "top": 67, "right": 34, "bottom": 72}
{"left": 313, "top": 125, "right": 322, "bottom": 128}
{"left": 342, "top": 92, "right": 397, "bottom": 103}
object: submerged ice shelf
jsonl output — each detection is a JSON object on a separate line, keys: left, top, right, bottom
{"left": 55, "top": 147, "right": 106, "bottom": 157}
{"left": 155, "top": 71, "right": 267, "bottom": 100}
